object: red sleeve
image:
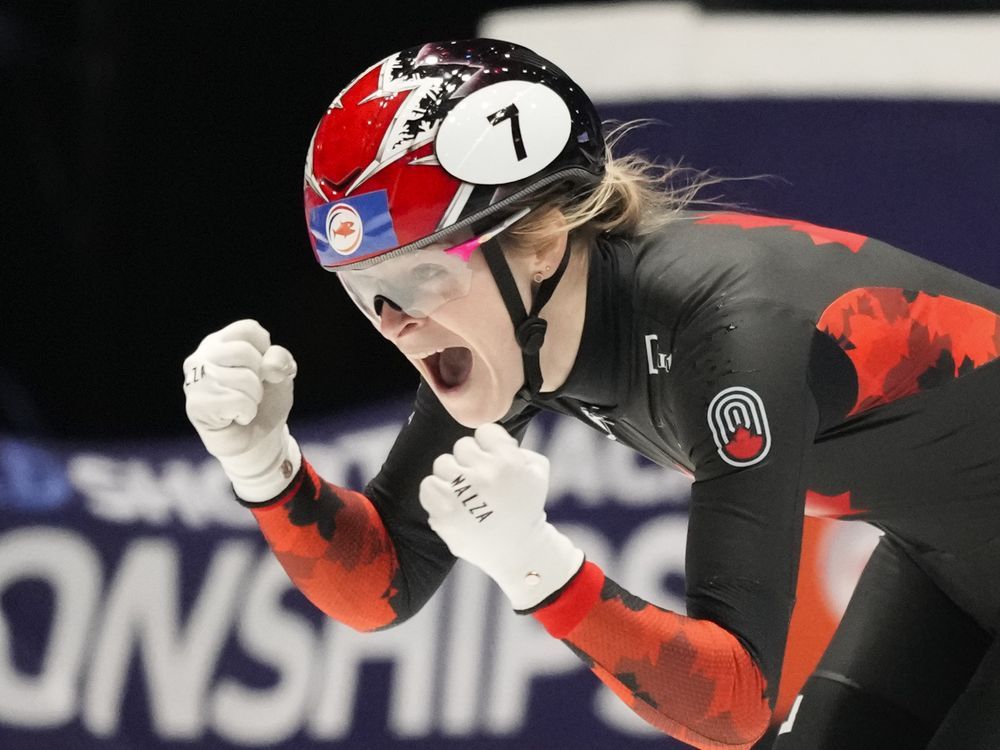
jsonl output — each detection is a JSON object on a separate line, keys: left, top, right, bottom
{"left": 534, "top": 562, "right": 771, "bottom": 750}
{"left": 248, "top": 459, "right": 401, "bottom": 632}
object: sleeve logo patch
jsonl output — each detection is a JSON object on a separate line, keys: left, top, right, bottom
{"left": 707, "top": 386, "right": 771, "bottom": 467}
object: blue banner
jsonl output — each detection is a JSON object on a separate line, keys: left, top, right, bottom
{"left": 6, "top": 87, "right": 1000, "bottom": 750}
{"left": 0, "top": 402, "right": 695, "bottom": 750}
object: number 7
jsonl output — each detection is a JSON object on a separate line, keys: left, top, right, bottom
{"left": 487, "top": 104, "right": 527, "bottom": 162}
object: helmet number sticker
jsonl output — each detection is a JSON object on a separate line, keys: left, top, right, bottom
{"left": 487, "top": 104, "right": 527, "bottom": 162}
{"left": 436, "top": 80, "right": 572, "bottom": 185}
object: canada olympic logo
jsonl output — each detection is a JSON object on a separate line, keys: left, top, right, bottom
{"left": 707, "top": 386, "right": 771, "bottom": 467}
{"left": 325, "top": 203, "right": 364, "bottom": 256}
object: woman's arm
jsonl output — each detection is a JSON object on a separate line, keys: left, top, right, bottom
{"left": 243, "top": 381, "right": 537, "bottom": 631}
{"left": 534, "top": 563, "right": 770, "bottom": 749}
{"left": 244, "top": 459, "right": 405, "bottom": 631}
{"left": 551, "top": 295, "right": 821, "bottom": 747}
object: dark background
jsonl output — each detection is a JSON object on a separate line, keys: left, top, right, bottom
{"left": 4, "top": 0, "right": 1000, "bottom": 439}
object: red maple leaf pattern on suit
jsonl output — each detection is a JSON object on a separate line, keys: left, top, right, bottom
{"left": 251, "top": 461, "right": 401, "bottom": 631}
{"left": 696, "top": 213, "right": 868, "bottom": 253}
{"left": 534, "top": 564, "right": 771, "bottom": 749}
{"left": 818, "top": 287, "right": 1000, "bottom": 415}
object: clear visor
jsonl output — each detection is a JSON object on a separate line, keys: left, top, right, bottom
{"left": 339, "top": 244, "right": 475, "bottom": 322}
{"left": 337, "top": 207, "right": 530, "bottom": 323}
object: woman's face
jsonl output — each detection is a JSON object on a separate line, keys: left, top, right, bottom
{"left": 374, "top": 243, "right": 535, "bottom": 427}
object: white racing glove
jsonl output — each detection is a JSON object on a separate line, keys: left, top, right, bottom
{"left": 183, "top": 319, "right": 301, "bottom": 502}
{"left": 419, "top": 423, "right": 584, "bottom": 611}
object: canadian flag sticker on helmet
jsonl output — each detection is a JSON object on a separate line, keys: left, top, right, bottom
{"left": 436, "top": 80, "right": 573, "bottom": 185}
{"left": 707, "top": 386, "right": 771, "bottom": 467}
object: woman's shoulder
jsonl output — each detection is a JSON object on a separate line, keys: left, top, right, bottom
{"left": 626, "top": 211, "right": 780, "bottom": 302}
{"left": 633, "top": 210, "right": 795, "bottom": 264}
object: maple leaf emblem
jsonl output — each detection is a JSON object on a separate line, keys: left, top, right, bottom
{"left": 723, "top": 426, "right": 764, "bottom": 460}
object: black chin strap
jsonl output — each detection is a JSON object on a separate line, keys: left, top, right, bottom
{"left": 481, "top": 236, "right": 572, "bottom": 399}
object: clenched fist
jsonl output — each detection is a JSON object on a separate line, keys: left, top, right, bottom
{"left": 184, "top": 319, "right": 301, "bottom": 502}
{"left": 420, "top": 423, "right": 584, "bottom": 610}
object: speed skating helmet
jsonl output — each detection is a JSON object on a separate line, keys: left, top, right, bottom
{"left": 303, "top": 38, "right": 606, "bottom": 271}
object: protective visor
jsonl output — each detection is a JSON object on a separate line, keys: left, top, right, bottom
{"left": 338, "top": 207, "right": 530, "bottom": 322}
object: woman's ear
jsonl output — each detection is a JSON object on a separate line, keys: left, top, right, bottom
{"left": 530, "top": 209, "right": 569, "bottom": 282}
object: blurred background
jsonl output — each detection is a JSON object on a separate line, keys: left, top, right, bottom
{"left": 2, "top": 1, "right": 999, "bottom": 748}
{"left": 5, "top": 0, "right": 1000, "bottom": 439}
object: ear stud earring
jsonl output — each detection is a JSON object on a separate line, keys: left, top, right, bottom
{"left": 532, "top": 265, "right": 551, "bottom": 284}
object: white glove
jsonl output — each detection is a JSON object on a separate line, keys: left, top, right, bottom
{"left": 183, "top": 319, "right": 301, "bottom": 502}
{"left": 419, "top": 423, "right": 584, "bottom": 610}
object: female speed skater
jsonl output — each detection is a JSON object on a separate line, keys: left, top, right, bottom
{"left": 183, "top": 39, "right": 1000, "bottom": 749}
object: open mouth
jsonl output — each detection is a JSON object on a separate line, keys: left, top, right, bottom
{"left": 423, "top": 347, "right": 473, "bottom": 391}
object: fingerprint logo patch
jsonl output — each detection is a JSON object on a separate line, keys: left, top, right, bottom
{"left": 707, "top": 386, "right": 771, "bottom": 467}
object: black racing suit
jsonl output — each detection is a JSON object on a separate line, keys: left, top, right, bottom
{"left": 245, "top": 213, "right": 1000, "bottom": 749}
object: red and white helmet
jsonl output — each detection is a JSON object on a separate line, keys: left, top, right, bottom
{"left": 304, "top": 38, "right": 606, "bottom": 271}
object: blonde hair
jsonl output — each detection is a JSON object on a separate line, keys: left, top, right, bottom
{"left": 499, "top": 120, "right": 728, "bottom": 257}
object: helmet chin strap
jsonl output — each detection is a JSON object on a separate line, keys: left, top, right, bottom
{"left": 480, "top": 235, "right": 572, "bottom": 399}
